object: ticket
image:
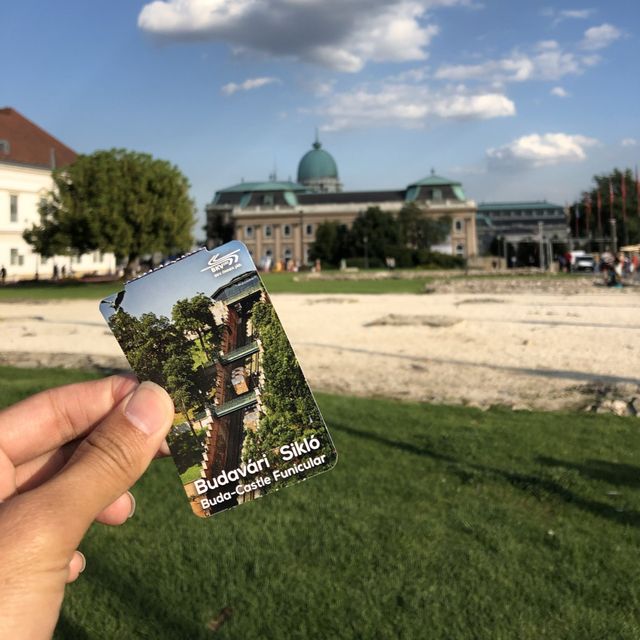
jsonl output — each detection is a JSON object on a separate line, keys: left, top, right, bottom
{"left": 100, "top": 242, "right": 337, "bottom": 517}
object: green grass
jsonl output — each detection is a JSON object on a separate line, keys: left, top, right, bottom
{"left": 2, "top": 367, "right": 640, "bottom": 639}
{"left": 180, "top": 464, "right": 204, "bottom": 485}
{"left": 261, "top": 272, "right": 432, "bottom": 294}
{"left": 0, "top": 280, "right": 122, "bottom": 302}
{"left": 0, "top": 273, "right": 431, "bottom": 298}
{"left": 0, "top": 271, "right": 583, "bottom": 300}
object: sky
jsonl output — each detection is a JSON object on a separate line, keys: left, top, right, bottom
{"left": 2, "top": 1, "right": 639, "bottom": 236}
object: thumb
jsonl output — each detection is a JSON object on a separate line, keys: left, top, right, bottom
{"left": 37, "top": 381, "right": 174, "bottom": 549}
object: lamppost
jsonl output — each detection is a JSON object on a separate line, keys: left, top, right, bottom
{"left": 363, "top": 234, "right": 369, "bottom": 270}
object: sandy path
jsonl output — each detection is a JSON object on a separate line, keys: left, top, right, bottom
{"left": 1, "top": 290, "right": 638, "bottom": 411}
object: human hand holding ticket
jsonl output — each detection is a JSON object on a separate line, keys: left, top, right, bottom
{"left": 0, "top": 376, "right": 174, "bottom": 639}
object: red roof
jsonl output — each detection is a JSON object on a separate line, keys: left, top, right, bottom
{"left": 0, "top": 107, "right": 77, "bottom": 169}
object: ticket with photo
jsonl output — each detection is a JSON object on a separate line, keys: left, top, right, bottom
{"left": 100, "top": 242, "right": 337, "bottom": 517}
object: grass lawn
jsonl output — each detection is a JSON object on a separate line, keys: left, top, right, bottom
{"left": 180, "top": 464, "right": 204, "bottom": 485}
{"left": 0, "top": 272, "right": 432, "bottom": 299}
{"left": 2, "top": 367, "right": 640, "bottom": 639}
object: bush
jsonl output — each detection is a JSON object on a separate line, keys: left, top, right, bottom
{"left": 345, "top": 257, "right": 385, "bottom": 269}
{"left": 416, "top": 250, "right": 464, "bottom": 269}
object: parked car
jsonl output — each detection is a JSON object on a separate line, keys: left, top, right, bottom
{"left": 570, "top": 251, "right": 595, "bottom": 271}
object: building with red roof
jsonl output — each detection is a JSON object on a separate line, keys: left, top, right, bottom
{"left": 0, "top": 108, "right": 115, "bottom": 280}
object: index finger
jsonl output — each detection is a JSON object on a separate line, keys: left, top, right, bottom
{"left": 0, "top": 374, "right": 138, "bottom": 465}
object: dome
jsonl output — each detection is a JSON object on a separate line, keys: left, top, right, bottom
{"left": 297, "top": 139, "right": 339, "bottom": 183}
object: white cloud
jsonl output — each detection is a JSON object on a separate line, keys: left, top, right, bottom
{"left": 138, "top": 0, "right": 475, "bottom": 71}
{"left": 487, "top": 133, "right": 598, "bottom": 169}
{"left": 318, "top": 82, "right": 515, "bottom": 131}
{"left": 550, "top": 86, "right": 569, "bottom": 98}
{"left": 543, "top": 7, "right": 596, "bottom": 26}
{"left": 621, "top": 137, "right": 638, "bottom": 147}
{"left": 435, "top": 40, "right": 597, "bottom": 84}
{"left": 580, "top": 23, "right": 621, "bottom": 50}
{"left": 221, "top": 76, "right": 280, "bottom": 95}
{"left": 560, "top": 9, "right": 595, "bottom": 20}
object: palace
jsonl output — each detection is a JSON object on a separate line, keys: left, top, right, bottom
{"left": 206, "top": 136, "right": 478, "bottom": 266}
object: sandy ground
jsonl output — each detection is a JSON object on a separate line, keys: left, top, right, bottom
{"left": 1, "top": 284, "right": 639, "bottom": 412}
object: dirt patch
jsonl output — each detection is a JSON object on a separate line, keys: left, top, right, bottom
{"left": 306, "top": 297, "right": 359, "bottom": 305}
{"left": 364, "top": 314, "right": 462, "bottom": 328}
{"left": 1, "top": 284, "right": 639, "bottom": 416}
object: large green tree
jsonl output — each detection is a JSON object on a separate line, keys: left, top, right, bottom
{"left": 397, "top": 203, "right": 450, "bottom": 250}
{"left": 24, "top": 148, "right": 195, "bottom": 276}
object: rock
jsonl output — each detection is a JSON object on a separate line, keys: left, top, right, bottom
{"left": 611, "top": 400, "right": 630, "bottom": 417}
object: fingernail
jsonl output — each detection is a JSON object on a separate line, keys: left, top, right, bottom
{"left": 127, "top": 491, "right": 136, "bottom": 519}
{"left": 124, "top": 381, "right": 171, "bottom": 436}
{"left": 77, "top": 551, "right": 86, "bottom": 574}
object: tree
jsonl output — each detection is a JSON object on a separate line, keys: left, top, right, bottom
{"left": 571, "top": 167, "right": 640, "bottom": 247}
{"left": 24, "top": 148, "right": 195, "bottom": 276}
{"left": 397, "top": 203, "right": 450, "bottom": 250}
{"left": 350, "top": 207, "right": 399, "bottom": 263}
{"left": 308, "top": 221, "right": 350, "bottom": 266}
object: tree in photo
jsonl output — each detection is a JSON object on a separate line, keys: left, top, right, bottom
{"left": 243, "top": 300, "right": 334, "bottom": 480}
{"left": 24, "top": 148, "right": 195, "bottom": 277}
{"left": 172, "top": 294, "right": 220, "bottom": 357}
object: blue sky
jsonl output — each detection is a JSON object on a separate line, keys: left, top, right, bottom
{"left": 2, "top": 1, "right": 638, "bottom": 235}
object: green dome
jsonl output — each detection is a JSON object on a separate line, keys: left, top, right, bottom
{"left": 297, "top": 140, "right": 338, "bottom": 183}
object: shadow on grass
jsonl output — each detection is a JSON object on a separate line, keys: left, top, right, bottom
{"left": 333, "top": 421, "right": 640, "bottom": 529}
{"left": 71, "top": 549, "right": 207, "bottom": 639}
{"left": 537, "top": 456, "right": 640, "bottom": 489}
{"left": 55, "top": 612, "right": 91, "bottom": 640}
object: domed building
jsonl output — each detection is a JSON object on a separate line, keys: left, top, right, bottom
{"left": 206, "top": 142, "right": 478, "bottom": 266}
{"left": 296, "top": 135, "right": 342, "bottom": 193}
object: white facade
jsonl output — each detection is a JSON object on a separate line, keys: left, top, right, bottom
{"left": 0, "top": 161, "right": 116, "bottom": 281}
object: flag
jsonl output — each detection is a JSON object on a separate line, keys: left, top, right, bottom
{"left": 621, "top": 173, "right": 627, "bottom": 225}
{"left": 584, "top": 193, "right": 592, "bottom": 235}
{"left": 636, "top": 165, "right": 639, "bottom": 217}
{"left": 609, "top": 178, "right": 614, "bottom": 216}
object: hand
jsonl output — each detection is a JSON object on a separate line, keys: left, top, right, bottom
{"left": 0, "top": 376, "right": 174, "bottom": 639}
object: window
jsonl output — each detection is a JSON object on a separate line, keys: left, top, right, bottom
{"left": 262, "top": 194, "right": 274, "bottom": 206}
{"left": 265, "top": 249, "right": 273, "bottom": 257}
{"left": 454, "top": 219, "right": 464, "bottom": 233}
{"left": 93, "top": 251, "right": 104, "bottom": 263}
{"left": 10, "top": 248, "right": 23, "bottom": 266}
{"left": 432, "top": 188, "right": 442, "bottom": 201}
{"left": 283, "top": 224, "right": 291, "bottom": 237}
{"left": 0, "top": 140, "right": 9, "bottom": 154}
{"left": 10, "top": 195, "right": 18, "bottom": 222}
{"left": 264, "top": 225, "right": 272, "bottom": 238}
{"left": 455, "top": 244, "right": 465, "bottom": 256}
{"left": 305, "top": 223, "right": 313, "bottom": 236}
{"left": 284, "top": 248, "right": 293, "bottom": 260}
{"left": 245, "top": 225, "right": 254, "bottom": 239}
